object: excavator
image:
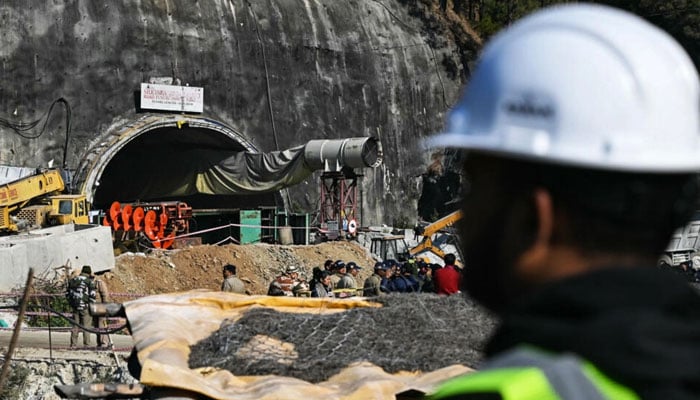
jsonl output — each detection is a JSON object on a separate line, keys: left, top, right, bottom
{"left": 369, "top": 210, "right": 464, "bottom": 265}
{"left": 411, "top": 210, "right": 463, "bottom": 261}
{"left": 0, "top": 169, "right": 89, "bottom": 233}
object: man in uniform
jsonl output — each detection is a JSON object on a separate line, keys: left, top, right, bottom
{"left": 91, "top": 271, "right": 110, "bottom": 348}
{"left": 336, "top": 261, "right": 358, "bottom": 290}
{"left": 363, "top": 261, "right": 390, "bottom": 297}
{"left": 329, "top": 260, "right": 346, "bottom": 289}
{"left": 428, "top": 4, "right": 700, "bottom": 399}
{"left": 67, "top": 265, "right": 97, "bottom": 348}
{"left": 347, "top": 262, "right": 362, "bottom": 288}
{"left": 221, "top": 263, "right": 246, "bottom": 294}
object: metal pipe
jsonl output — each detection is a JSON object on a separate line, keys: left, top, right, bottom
{"left": 89, "top": 302, "right": 126, "bottom": 318}
{"left": 304, "top": 137, "right": 383, "bottom": 171}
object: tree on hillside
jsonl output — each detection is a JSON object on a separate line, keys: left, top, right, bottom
{"left": 447, "top": 0, "right": 698, "bottom": 70}
{"left": 451, "top": 0, "right": 572, "bottom": 37}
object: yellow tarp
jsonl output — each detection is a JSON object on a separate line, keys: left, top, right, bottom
{"left": 124, "top": 291, "right": 472, "bottom": 399}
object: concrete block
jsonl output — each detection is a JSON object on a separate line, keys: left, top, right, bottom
{"left": 0, "top": 224, "right": 114, "bottom": 291}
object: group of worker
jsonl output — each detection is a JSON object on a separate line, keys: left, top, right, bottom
{"left": 66, "top": 265, "right": 110, "bottom": 349}
{"left": 362, "top": 253, "right": 462, "bottom": 296}
{"left": 244, "top": 254, "right": 465, "bottom": 299}
{"left": 263, "top": 259, "right": 365, "bottom": 298}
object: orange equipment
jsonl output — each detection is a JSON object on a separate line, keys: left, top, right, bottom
{"left": 103, "top": 201, "right": 192, "bottom": 249}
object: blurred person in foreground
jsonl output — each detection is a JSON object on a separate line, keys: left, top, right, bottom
{"left": 428, "top": 4, "right": 700, "bottom": 400}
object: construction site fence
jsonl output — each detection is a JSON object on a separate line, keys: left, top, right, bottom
{"left": 0, "top": 291, "right": 145, "bottom": 333}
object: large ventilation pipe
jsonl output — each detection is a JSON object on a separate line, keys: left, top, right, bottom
{"left": 304, "top": 137, "right": 383, "bottom": 171}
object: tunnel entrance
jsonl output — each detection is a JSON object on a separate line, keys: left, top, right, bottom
{"left": 80, "top": 115, "right": 282, "bottom": 246}
{"left": 92, "top": 126, "right": 279, "bottom": 210}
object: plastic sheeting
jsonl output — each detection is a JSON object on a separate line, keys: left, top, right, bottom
{"left": 126, "top": 145, "right": 313, "bottom": 200}
{"left": 195, "top": 145, "right": 312, "bottom": 195}
{"left": 124, "top": 291, "right": 472, "bottom": 399}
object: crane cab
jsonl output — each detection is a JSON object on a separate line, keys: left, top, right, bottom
{"left": 49, "top": 194, "right": 90, "bottom": 225}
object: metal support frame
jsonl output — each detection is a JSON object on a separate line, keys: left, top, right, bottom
{"left": 319, "top": 171, "right": 359, "bottom": 234}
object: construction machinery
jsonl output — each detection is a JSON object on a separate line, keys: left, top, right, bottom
{"left": 0, "top": 169, "right": 89, "bottom": 233}
{"left": 411, "top": 210, "right": 463, "bottom": 260}
{"left": 658, "top": 211, "right": 700, "bottom": 268}
{"left": 367, "top": 210, "right": 464, "bottom": 265}
{"left": 102, "top": 201, "right": 193, "bottom": 250}
{"left": 370, "top": 234, "right": 411, "bottom": 262}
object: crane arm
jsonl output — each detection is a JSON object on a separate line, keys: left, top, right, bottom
{"left": 417, "top": 210, "right": 463, "bottom": 237}
{"left": 0, "top": 169, "right": 65, "bottom": 208}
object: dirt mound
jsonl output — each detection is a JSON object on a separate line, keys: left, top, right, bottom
{"left": 103, "top": 242, "right": 378, "bottom": 296}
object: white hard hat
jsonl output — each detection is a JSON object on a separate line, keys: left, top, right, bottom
{"left": 428, "top": 4, "right": 700, "bottom": 173}
{"left": 285, "top": 265, "right": 299, "bottom": 274}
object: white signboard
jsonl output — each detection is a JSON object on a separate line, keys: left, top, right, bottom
{"left": 140, "top": 83, "right": 204, "bottom": 113}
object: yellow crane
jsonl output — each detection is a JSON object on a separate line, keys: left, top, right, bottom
{"left": 0, "top": 169, "right": 89, "bottom": 233}
{"left": 410, "top": 210, "right": 463, "bottom": 261}
{"left": 369, "top": 210, "right": 464, "bottom": 264}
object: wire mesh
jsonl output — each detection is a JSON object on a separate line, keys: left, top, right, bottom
{"left": 189, "top": 293, "right": 495, "bottom": 383}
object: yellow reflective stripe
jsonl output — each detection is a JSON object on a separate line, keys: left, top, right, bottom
{"left": 581, "top": 363, "right": 639, "bottom": 400}
{"left": 430, "top": 368, "right": 561, "bottom": 400}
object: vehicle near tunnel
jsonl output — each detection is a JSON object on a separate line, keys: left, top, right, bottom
{"left": 0, "top": 168, "right": 89, "bottom": 233}
{"left": 658, "top": 212, "right": 700, "bottom": 269}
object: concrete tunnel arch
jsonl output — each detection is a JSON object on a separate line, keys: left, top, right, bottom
{"left": 75, "top": 114, "right": 285, "bottom": 240}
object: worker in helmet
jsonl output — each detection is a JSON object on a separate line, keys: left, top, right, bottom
{"left": 329, "top": 260, "right": 346, "bottom": 289}
{"left": 428, "top": 4, "right": 700, "bottom": 400}
{"left": 362, "top": 262, "right": 391, "bottom": 297}
{"left": 267, "top": 265, "right": 306, "bottom": 297}
{"left": 336, "top": 261, "right": 359, "bottom": 290}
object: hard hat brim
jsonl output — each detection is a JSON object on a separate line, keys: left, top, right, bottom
{"left": 424, "top": 132, "right": 700, "bottom": 174}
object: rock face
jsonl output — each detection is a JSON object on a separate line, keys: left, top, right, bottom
{"left": 0, "top": 0, "right": 476, "bottom": 227}
{"left": 2, "top": 351, "right": 134, "bottom": 400}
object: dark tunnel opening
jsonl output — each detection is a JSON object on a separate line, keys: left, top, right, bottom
{"left": 93, "top": 126, "right": 281, "bottom": 245}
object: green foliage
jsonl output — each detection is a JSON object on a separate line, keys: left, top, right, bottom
{"left": 460, "top": 0, "right": 574, "bottom": 39}
{"left": 23, "top": 278, "right": 73, "bottom": 328}
{"left": 455, "top": 0, "right": 698, "bottom": 69}
{"left": 0, "top": 364, "right": 30, "bottom": 400}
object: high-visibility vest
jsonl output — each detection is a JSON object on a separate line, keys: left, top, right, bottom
{"left": 430, "top": 347, "right": 639, "bottom": 400}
